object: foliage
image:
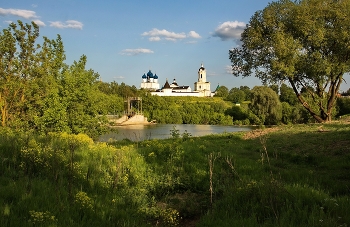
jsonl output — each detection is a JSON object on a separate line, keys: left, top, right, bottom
{"left": 170, "top": 126, "right": 181, "bottom": 139}
{"left": 336, "top": 98, "right": 350, "bottom": 117}
{"left": 249, "top": 86, "right": 282, "bottom": 125}
{"left": 214, "top": 85, "right": 229, "bottom": 98}
{"left": 226, "top": 87, "right": 246, "bottom": 104}
{"left": 281, "top": 102, "right": 308, "bottom": 124}
{"left": 142, "top": 96, "right": 233, "bottom": 125}
{"left": 97, "top": 81, "right": 138, "bottom": 98}
{"left": 170, "top": 126, "right": 192, "bottom": 141}
{"left": 1, "top": 123, "right": 350, "bottom": 226}
{"left": 0, "top": 21, "right": 41, "bottom": 128}
{"left": 0, "top": 130, "right": 159, "bottom": 226}
{"left": 280, "top": 83, "right": 298, "bottom": 106}
{"left": 28, "top": 210, "right": 57, "bottom": 226}
{"left": 269, "top": 84, "right": 279, "bottom": 95}
{"left": 239, "top": 85, "right": 252, "bottom": 101}
{"left": 0, "top": 21, "right": 109, "bottom": 137}
{"left": 59, "top": 55, "right": 107, "bottom": 137}
{"left": 230, "top": 0, "right": 350, "bottom": 122}
{"left": 225, "top": 105, "right": 249, "bottom": 125}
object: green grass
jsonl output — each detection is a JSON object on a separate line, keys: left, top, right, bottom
{"left": 0, "top": 123, "right": 349, "bottom": 226}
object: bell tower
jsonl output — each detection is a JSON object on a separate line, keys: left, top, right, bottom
{"left": 198, "top": 63, "right": 206, "bottom": 82}
{"left": 194, "top": 63, "right": 211, "bottom": 96}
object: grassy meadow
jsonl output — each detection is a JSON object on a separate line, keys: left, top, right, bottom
{"left": 0, "top": 123, "right": 349, "bottom": 226}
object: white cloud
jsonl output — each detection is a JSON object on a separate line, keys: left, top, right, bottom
{"left": 142, "top": 28, "right": 186, "bottom": 41}
{"left": 188, "top": 31, "right": 201, "bottom": 39}
{"left": 149, "top": 36, "right": 161, "bottom": 42}
{"left": 0, "top": 8, "right": 38, "bottom": 19}
{"left": 165, "top": 37, "right": 177, "bottom": 42}
{"left": 186, "top": 40, "right": 198, "bottom": 44}
{"left": 213, "top": 21, "right": 246, "bottom": 41}
{"left": 49, "top": 20, "right": 83, "bottom": 30}
{"left": 120, "top": 48, "right": 154, "bottom": 56}
{"left": 33, "top": 19, "right": 45, "bottom": 26}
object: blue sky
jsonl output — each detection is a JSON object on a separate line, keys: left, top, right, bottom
{"left": 1, "top": 0, "right": 349, "bottom": 92}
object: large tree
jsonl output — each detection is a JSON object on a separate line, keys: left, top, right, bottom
{"left": 0, "top": 21, "right": 40, "bottom": 127}
{"left": 229, "top": 0, "right": 350, "bottom": 122}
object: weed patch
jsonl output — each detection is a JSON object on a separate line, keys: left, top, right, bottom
{"left": 0, "top": 124, "right": 350, "bottom": 226}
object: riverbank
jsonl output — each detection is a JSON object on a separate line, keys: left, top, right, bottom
{"left": 1, "top": 123, "right": 349, "bottom": 226}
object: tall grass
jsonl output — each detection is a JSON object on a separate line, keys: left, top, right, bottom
{"left": 0, "top": 123, "right": 349, "bottom": 226}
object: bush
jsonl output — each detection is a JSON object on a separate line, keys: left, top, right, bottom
{"left": 337, "top": 97, "right": 350, "bottom": 117}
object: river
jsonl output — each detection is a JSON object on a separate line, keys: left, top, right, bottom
{"left": 99, "top": 124, "right": 256, "bottom": 142}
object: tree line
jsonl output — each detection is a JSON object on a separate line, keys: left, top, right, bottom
{"left": 2, "top": 19, "right": 350, "bottom": 138}
{"left": 216, "top": 84, "right": 350, "bottom": 125}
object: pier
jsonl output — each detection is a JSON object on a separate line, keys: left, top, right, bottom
{"left": 107, "top": 97, "right": 152, "bottom": 125}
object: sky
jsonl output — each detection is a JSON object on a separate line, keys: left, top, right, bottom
{"left": 1, "top": 0, "right": 349, "bottom": 92}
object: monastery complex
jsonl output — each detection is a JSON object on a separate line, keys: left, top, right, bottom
{"left": 140, "top": 63, "right": 215, "bottom": 97}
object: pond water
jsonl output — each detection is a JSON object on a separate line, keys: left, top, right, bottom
{"left": 99, "top": 124, "right": 256, "bottom": 142}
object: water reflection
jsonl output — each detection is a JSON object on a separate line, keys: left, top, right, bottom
{"left": 99, "top": 124, "right": 255, "bottom": 142}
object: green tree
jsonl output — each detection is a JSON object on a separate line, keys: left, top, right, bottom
{"left": 227, "top": 87, "right": 246, "bottom": 103}
{"left": 249, "top": 86, "right": 282, "bottom": 125}
{"left": 0, "top": 21, "right": 40, "bottom": 128}
{"left": 214, "top": 85, "right": 229, "bottom": 98}
{"left": 117, "top": 82, "right": 137, "bottom": 98}
{"left": 181, "top": 102, "right": 201, "bottom": 124}
{"left": 239, "top": 86, "right": 251, "bottom": 101}
{"left": 337, "top": 98, "right": 350, "bottom": 117}
{"left": 26, "top": 35, "right": 67, "bottom": 132}
{"left": 229, "top": 0, "right": 350, "bottom": 122}
{"left": 59, "top": 55, "right": 107, "bottom": 137}
{"left": 225, "top": 106, "right": 249, "bottom": 122}
{"left": 0, "top": 21, "right": 111, "bottom": 136}
{"left": 281, "top": 102, "right": 294, "bottom": 124}
{"left": 269, "top": 84, "right": 279, "bottom": 95}
{"left": 280, "top": 83, "right": 298, "bottom": 106}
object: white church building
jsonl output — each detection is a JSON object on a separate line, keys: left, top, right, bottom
{"left": 140, "top": 70, "right": 160, "bottom": 90}
{"left": 140, "top": 63, "right": 215, "bottom": 97}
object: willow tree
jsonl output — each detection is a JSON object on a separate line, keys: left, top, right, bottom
{"left": 229, "top": 0, "right": 350, "bottom": 122}
{"left": 250, "top": 86, "right": 282, "bottom": 125}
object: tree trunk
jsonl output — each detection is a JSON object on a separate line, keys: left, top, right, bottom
{"left": 288, "top": 78, "right": 325, "bottom": 123}
{"left": 0, "top": 96, "right": 8, "bottom": 127}
{"left": 325, "top": 75, "right": 342, "bottom": 122}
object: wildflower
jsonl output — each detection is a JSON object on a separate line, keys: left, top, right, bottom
{"left": 28, "top": 210, "right": 56, "bottom": 224}
{"left": 75, "top": 191, "right": 93, "bottom": 210}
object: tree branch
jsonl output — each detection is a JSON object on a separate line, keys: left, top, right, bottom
{"left": 288, "top": 78, "right": 324, "bottom": 122}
